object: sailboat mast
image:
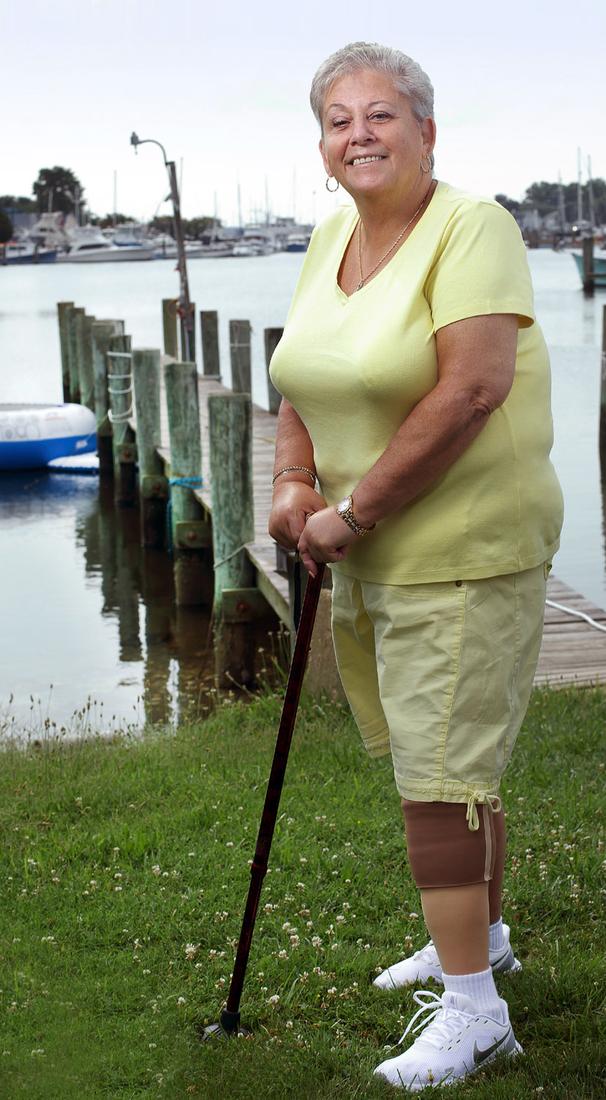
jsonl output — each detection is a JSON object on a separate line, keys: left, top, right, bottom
{"left": 586, "top": 156, "right": 596, "bottom": 229}
{"left": 576, "top": 147, "right": 583, "bottom": 226}
{"left": 557, "top": 173, "right": 566, "bottom": 232}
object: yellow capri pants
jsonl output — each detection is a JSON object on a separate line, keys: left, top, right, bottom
{"left": 331, "top": 564, "right": 548, "bottom": 821}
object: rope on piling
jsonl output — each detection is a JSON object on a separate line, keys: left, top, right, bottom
{"left": 166, "top": 476, "right": 204, "bottom": 554}
{"left": 213, "top": 544, "right": 247, "bottom": 570}
{"left": 107, "top": 372, "right": 133, "bottom": 423}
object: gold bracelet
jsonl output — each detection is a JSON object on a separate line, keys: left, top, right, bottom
{"left": 272, "top": 465, "right": 316, "bottom": 486}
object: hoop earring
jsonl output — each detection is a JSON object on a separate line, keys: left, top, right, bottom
{"left": 420, "top": 154, "right": 433, "bottom": 175}
{"left": 325, "top": 177, "right": 339, "bottom": 192}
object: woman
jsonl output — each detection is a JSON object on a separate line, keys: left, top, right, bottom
{"left": 268, "top": 42, "right": 563, "bottom": 1091}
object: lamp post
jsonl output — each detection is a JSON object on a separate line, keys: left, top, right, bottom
{"left": 130, "top": 132, "right": 194, "bottom": 363}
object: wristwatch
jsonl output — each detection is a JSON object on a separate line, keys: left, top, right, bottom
{"left": 335, "top": 495, "right": 375, "bottom": 536}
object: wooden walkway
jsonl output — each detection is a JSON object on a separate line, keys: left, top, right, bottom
{"left": 156, "top": 375, "right": 606, "bottom": 690}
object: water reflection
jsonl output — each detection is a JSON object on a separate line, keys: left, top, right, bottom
{"left": 0, "top": 472, "right": 220, "bottom": 734}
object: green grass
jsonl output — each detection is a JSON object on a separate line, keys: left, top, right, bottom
{"left": 0, "top": 686, "right": 605, "bottom": 1098}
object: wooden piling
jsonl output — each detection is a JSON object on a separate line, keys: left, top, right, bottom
{"left": 600, "top": 305, "right": 606, "bottom": 456}
{"left": 229, "top": 319, "right": 252, "bottom": 395}
{"left": 107, "top": 349, "right": 137, "bottom": 506}
{"left": 91, "top": 321, "right": 123, "bottom": 477}
{"left": 57, "top": 301, "right": 74, "bottom": 402}
{"left": 264, "top": 327, "right": 283, "bottom": 414}
{"left": 180, "top": 300, "right": 196, "bottom": 367}
{"left": 69, "top": 306, "right": 84, "bottom": 403}
{"left": 80, "top": 314, "right": 97, "bottom": 411}
{"left": 200, "top": 310, "right": 221, "bottom": 378}
{"left": 164, "top": 360, "right": 211, "bottom": 606}
{"left": 582, "top": 237, "right": 595, "bottom": 294}
{"left": 132, "top": 348, "right": 168, "bottom": 549}
{"left": 74, "top": 308, "right": 90, "bottom": 406}
{"left": 208, "top": 393, "right": 256, "bottom": 687}
{"left": 162, "top": 298, "right": 179, "bottom": 359}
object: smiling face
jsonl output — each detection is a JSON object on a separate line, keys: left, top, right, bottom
{"left": 319, "top": 68, "right": 435, "bottom": 203}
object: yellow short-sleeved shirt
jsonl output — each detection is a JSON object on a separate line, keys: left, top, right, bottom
{"left": 270, "top": 181, "right": 564, "bottom": 584}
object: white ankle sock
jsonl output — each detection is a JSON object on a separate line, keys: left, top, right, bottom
{"left": 489, "top": 917, "right": 504, "bottom": 952}
{"left": 442, "top": 967, "right": 505, "bottom": 1021}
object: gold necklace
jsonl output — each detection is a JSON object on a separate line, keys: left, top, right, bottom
{"left": 356, "top": 189, "right": 431, "bottom": 291}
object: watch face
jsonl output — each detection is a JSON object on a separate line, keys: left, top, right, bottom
{"left": 336, "top": 497, "right": 351, "bottom": 515}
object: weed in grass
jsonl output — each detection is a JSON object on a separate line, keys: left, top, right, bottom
{"left": 0, "top": 687, "right": 604, "bottom": 1097}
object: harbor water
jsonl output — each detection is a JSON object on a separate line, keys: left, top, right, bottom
{"left": 1, "top": 248, "right": 604, "bottom": 732}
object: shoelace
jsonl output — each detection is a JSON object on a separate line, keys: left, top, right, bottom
{"left": 394, "top": 990, "right": 472, "bottom": 1051}
{"left": 410, "top": 942, "right": 438, "bottom": 964}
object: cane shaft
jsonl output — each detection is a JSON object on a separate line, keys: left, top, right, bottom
{"left": 224, "top": 565, "right": 326, "bottom": 1018}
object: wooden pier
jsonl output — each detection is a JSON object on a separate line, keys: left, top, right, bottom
{"left": 57, "top": 299, "right": 606, "bottom": 693}
{"left": 538, "top": 576, "right": 606, "bottom": 686}
{"left": 164, "top": 374, "right": 606, "bottom": 691}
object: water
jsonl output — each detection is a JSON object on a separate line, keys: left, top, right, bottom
{"left": 1, "top": 249, "right": 604, "bottom": 731}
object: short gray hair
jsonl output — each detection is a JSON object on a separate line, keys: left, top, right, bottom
{"left": 310, "top": 41, "right": 434, "bottom": 129}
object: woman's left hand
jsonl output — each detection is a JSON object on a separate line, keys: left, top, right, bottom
{"left": 297, "top": 507, "right": 358, "bottom": 577}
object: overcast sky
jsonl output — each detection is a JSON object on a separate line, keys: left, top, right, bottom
{"left": 3, "top": 0, "right": 604, "bottom": 226}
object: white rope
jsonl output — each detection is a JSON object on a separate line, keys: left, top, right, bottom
{"left": 545, "top": 598, "right": 606, "bottom": 634}
{"left": 108, "top": 404, "right": 133, "bottom": 424}
{"left": 213, "top": 544, "right": 247, "bottom": 570}
{"left": 108, "top": 372, "right": 133, "bottom": 422}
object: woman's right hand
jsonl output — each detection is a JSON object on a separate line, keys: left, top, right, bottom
{"left": 268, "top": 480, "right": 326, "bottom": 550}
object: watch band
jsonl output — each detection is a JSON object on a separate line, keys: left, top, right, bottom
{"left": 335, "top": 495, "right": 375, "bottom": 536}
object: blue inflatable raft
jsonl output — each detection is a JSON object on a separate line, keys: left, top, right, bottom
{"left": 0, "top": 404, "right": 97, "bottom": 470}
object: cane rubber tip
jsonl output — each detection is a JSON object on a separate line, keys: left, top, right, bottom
{"left": 200, "top": 1021, "right": 252, "bottom": 1042}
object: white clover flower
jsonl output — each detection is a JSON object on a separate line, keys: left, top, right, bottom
{"left": 267, "top": 994, "right": 280, "bottom": 1004}
{"left": 177, "top": 996, "right": 186, "bottom": 1005}
{"left": 185, "top": 943, "right": 199, "bottom": 960}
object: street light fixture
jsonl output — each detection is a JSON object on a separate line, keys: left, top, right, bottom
{"left": 130, "top": 131, "right": 195, "bottom": 362}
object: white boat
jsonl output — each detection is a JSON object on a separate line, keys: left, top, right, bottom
{"left": 57, "top": 226, "right": 154, "bottom": 262}
{"left": 29, "top": 212, "right": 70, "bottom": 251}
{"left": 148, "top": 233, "right": 209, "bottom": 259}
{"left": 1, "top": 238, "right": 57, "bottom": 264}
{"left": 284, "top": 233, "right": 309, "bottom": 253}
{"left": 0, "top": 404, "right": 97, "bottom": 470}
{"left": 571, "top": 247, "right": 606, "bottom": 287}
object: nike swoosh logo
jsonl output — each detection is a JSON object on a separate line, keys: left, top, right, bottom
{"left": 473, "top": 1029, "right": 511, "bottom": 1066}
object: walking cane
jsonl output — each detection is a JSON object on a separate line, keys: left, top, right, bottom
{"left": 202, "top": 562, "right": 326, "bottom": 1040}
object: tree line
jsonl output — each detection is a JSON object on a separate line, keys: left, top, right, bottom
{"left": 496, "top": 179, "right": 606, "bottom": 225}
{"left": 0, "top": 166, "right": 216, "bottom": 241}
{"left": 2, "top": 167, "right": 605, "bottom": 245}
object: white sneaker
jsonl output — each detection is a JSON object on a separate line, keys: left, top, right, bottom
{"left": 373, "top": 923, "right": 521, "bottom": 991}
{"left": 373, "top": 988, "right": 523, "bottom": 1091}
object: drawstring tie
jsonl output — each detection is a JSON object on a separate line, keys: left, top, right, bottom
{"left": 465, "top": 791, "right": 502, "bottom": 832}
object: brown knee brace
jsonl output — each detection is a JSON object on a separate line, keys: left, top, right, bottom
{"left": 402, "top": 800, "right": 498, "bottom": 889}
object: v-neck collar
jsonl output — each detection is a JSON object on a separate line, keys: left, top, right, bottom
{"left": 335, "top": 180, "right": 440, "bottom": 302}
